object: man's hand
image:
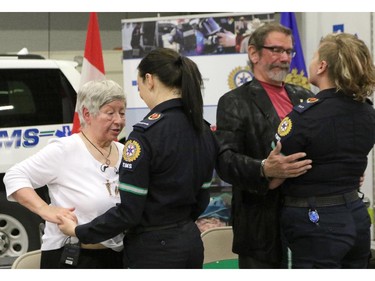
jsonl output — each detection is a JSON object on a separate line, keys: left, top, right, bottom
{"left": 217, "top": 30, "right": 236, "bottom": 47}
{"left": 264, "top": 141, "right": 312, "bottom": 179}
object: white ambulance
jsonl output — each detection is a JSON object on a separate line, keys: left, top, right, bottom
{"left": 0, "top": 53, "right": 80, "bottom": 266}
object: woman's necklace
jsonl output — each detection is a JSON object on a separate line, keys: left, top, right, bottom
{"left": 81, "top": 131, "right": 118, "bottom": 197}
{"left": 81, "top": 131, "right": 112, "bottom": 168}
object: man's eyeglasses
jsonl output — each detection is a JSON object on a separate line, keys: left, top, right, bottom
{"left": 260, "top": 46, "right": 296, "bottom": 58}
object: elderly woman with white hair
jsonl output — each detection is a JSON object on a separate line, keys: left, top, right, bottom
{"left": 3, "top": 79, "right": 126, "bottom": 269}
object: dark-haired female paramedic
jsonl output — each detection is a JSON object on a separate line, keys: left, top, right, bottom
{"left": 58, "top": 47, "right": 218, "bottom": 269}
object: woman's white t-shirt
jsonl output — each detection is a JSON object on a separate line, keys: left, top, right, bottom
{"left": 4, "top": 133, "right": 124, "bottom": 251}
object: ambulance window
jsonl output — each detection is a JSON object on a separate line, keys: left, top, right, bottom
{"left": 3, "top": 81, "right": 36, "bottom": 114}
{"left": 0, "top": 69, "right": 76, "bottom": 128}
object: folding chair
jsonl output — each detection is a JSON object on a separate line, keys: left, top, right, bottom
{"left": 201, "top": 226, "right": 238, "bottom": 268}
{"left": 11, "top": 249, "right": 41, "bottom": 269}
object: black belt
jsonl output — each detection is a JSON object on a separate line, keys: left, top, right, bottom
{"left": 128, "top": 219, "right": 191, "bottom": 234}
{"left": 283, "top": 190, "right": 360, "bottom": 208}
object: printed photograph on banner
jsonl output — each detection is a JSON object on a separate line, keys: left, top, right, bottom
{"left": 121, "top": 12, "right": 275, "bottom": 113}
{"left": 122, "top": 13, "right": 274, "bottom": 58}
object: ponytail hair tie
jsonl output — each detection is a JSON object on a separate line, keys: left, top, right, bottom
{"left": 176, "top": 55, "right": 183, "bottom": 66}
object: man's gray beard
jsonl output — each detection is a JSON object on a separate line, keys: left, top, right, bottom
{"left": 267, "top": 69, "right": 288, "bottom": 83}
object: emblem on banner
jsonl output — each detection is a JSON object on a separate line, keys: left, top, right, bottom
{"left": 228, "top": 66, "right": 253, "bottom": 90}
{"left": 284, "top": 68, "right": 310, "bottom": 90}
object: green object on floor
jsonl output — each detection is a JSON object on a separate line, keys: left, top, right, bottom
{"left": 368, "top": 207, "right": 374, "bottom": 224}
{"left": 203, "top": 259, "right": 239, "bottom": 269}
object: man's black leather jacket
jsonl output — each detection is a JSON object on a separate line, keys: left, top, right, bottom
{"left": 215, "top": 78, "right": 313, "bottom": 265}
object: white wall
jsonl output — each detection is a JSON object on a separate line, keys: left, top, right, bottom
{"left": 302, "top": 13, "right": 372, "bottom": 70}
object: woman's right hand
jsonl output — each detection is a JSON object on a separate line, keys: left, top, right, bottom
{"left": 38, "top": 205, "right": 77, "bottom": 224}
{"left": 12, "top": 187, "right": 77, "bottom": 224}
{"left": 57, "top": 214, "right": 78, "bottom": 237}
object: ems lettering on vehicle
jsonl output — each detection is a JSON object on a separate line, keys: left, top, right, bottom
{"left": 0, "top": 54, "right": 80, "bottom": 265}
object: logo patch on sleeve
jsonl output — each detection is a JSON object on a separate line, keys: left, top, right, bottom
{"left": 277, "top": 117, "right": 293, "bottom": 137}
{"left": 123, "top": 139, "right": 142, "bottom": 162}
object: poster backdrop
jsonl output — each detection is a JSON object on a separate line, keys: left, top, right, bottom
{"left": 121, "top": 12, "right": 274, "bottom": 132}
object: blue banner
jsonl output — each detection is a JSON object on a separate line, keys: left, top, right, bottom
{"left": 280, "top": 12, "right": 310, "bottom": 89}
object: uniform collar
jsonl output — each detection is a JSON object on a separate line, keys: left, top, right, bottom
{"left": 148, "top": 98, "right": 183, "bottom": 116}
{"left": 316, "top": 88, "right": 347, "bottom": 100}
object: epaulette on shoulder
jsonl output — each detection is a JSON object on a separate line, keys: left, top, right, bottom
{"left": 293, "top": 97, "right": 322, "bottom": 114}
{"left": 133, "top": 112, "right": 164, "bottom": 131}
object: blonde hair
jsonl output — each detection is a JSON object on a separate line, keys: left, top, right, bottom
{"left": 318, "top": 33, "right": 375, "bottom": 102}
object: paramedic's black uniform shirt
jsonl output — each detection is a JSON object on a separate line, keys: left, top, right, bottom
{"left": 274, "top": 88, "right": 375, "bottom": 197}
{"left": 76, "top": 98, "right": 218, "bottom": 244}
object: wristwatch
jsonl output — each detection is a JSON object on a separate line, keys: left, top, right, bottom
{"left": 260, "top": 159, "right": 267, "bottom": 177}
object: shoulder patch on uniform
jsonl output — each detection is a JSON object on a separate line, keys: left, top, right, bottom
{"left": 293, "top": 97, "right": 321, "bottom": 114}
{"left": 123, "top": 139, "right": 142, "bottom": 163}
{"left": 277, "top": 116, "right": 293, "bottom": 137}
{"left": 133, "top": 112, "right": 164, "bottom": 131}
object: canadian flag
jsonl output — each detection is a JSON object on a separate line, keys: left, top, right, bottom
{"left": 71, "top": 12, "right": 105, "bottom": 134}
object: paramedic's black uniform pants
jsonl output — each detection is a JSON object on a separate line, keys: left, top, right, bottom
{"left": 124, "top": 220, "right": 203, "bottom": 268}
{"left": 281, "top": 198, "right": 371, "bottom": 268}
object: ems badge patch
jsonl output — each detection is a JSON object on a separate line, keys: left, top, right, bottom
{"left": 123, "top": 139, "right": 142, "bottom": 162}
{"left": 277, "top": 117, "right": 293, "bottom": 137}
